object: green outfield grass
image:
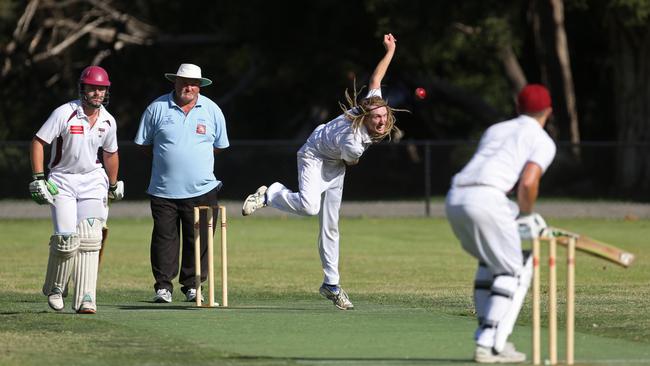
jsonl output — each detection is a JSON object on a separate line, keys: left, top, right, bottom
{"left": 1, "top": 216, "right": 649, "bottom": 365}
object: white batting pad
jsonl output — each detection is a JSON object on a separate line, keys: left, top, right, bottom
{"left": 71, "top": 218, "right": 103, "bottom": 310}
{"left": 77, "top": 218, "right": 104, "bottom": 251}
{"left": 476, "top": 274, "right": 518, "bottom": 349}
{"left": 42, "top": 234, "right": 80, "bottom": 296}
{"left": 71, "top": 250, "right": 99, "bottom": 311}
{"left": 473, "top": 263, "right": 493, "bottom": 340}
{"left": 493, "top": 255, "right": 534, "bottom": 352}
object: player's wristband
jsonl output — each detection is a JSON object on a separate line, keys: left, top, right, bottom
{"left": 32, "top": 172, "right": 45, "bottom": 180}
{"left": 109, "top": 183, "right": 118, "bottom": 191}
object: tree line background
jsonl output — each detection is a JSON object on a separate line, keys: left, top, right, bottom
{"left": 1, "top": 0, "right": 649, "bottom": 200}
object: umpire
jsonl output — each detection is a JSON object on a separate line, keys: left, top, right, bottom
{"left": 134, "top": 63, "right": 229, "bottom": 304}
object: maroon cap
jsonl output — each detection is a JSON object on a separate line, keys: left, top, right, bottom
{"left": 517, "top": 84, "right": 551, "bottom": 113}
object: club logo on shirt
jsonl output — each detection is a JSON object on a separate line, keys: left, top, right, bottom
{"left": 98, "top": 128, "right": 105, "bottom": 132}
{"left": 70, "top": 125, "right": 84, "bottom": 135}
{"left": 161, "top": 115, "right": 174, "bottom": 125}
{"left": 196, "top": 124, "right": 206, "bottom": 135}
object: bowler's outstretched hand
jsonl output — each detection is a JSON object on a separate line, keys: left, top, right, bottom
{"left": 383, "top": 33, "right": 397, "bottom": 52}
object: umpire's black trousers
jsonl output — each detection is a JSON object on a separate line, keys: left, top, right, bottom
{"left": 149, "top": 187, "right": 219, "bottom": 295}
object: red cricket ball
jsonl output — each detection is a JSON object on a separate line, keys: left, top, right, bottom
{"left": 415, "top": 87, "right": 427, "bottom": 100}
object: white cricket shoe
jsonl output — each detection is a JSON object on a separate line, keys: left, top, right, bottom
{"left": 47, "top": 290, "right": 64, "bottom": 311}
{"left": 242, "top": 186, "right": 268, "bottom": 216}
{"left": 503, "top": 342, "right": 520, "bottom": 355}
{"left": 77, "top": 294, "right": 96, "bottom": 314}
{"left": 319, "top": 284, "right": 354, "bottom": 310}
{"left": 185, "top": 288, "right": 206, "bottom": 303}
{"left": 474, "top": 344, "right": 526, "bottom": 363}
{"left": 153, "top": 288, "right": 172, "bottom": 303}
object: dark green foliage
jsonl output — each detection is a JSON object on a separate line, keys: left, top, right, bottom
{"left": 0, "top": 0, "right": 645, "bottom": 141}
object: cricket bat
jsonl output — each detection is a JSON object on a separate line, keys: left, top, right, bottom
{"left": 99, "top": 200, "right": 110, "bottom": 266}
{"left": 542, "top": 226, "right": 636, "bottom": 267}
{"left": 99, "top": 225, "right": 108, "bottom": 265}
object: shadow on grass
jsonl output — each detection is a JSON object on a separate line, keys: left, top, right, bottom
{"left": 0, "top": 310, "right": 94, "bottom": 316}
{"left": 234, "top": 355, "right": 473, "bottom": 364}
{"left": 0, "top": 311, "right": 49, "bottom": 315}
{"left": 115, "top": 304, "right": 323, "bottom": 311}
{"left": 116, "top": 304, "right": 203, "bottom": 311}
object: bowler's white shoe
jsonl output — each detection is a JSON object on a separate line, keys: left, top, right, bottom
{"left": 319, "top": 284, "right": 354, "bottom": 310}
{"left": 47, "top": 290, "right": 64, "bottom": 311}
{"left": 242, "top": 186, "right": 268, "bottom": 216}
{"left": 153, "top": 288, "right": 172, "bottom": 303}
{"left": 474, "top": 344, "right": 526, "bottom": 363}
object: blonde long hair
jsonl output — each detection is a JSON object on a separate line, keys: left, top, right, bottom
{"left": 339, "top": 87, "right": 404, "bottom": 143}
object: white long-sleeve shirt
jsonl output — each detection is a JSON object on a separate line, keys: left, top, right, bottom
{"left": 298, "top": 89, "right": 381, "bottom": 163}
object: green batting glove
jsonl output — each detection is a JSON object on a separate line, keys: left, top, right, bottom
{"left": 45, "top": 178, "right": 59, "bottom": 195}
{"left": 29, "top": 173, "right": 59, "bottom": 205}
{"left": 32, "top": 173, "right": 59, "bottom": 195}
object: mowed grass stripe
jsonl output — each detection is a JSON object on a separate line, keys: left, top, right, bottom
{"left": 3, "top": 294, "right": 649, "bottom": 365}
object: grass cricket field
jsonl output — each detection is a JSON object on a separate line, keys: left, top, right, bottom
{"left": 1, "top": 215, "right": 649, "bottom": 365}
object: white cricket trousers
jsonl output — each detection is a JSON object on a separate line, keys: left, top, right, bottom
{"left": 266, "top": 154, "right": 346, "bottom": 285}
{"left": 445, "top": 186, "right": 523, "bottom": 275}
{"left": 48, "top": 169, "right": 109, "bottom": 233}
{"left": 446, "top": 185, "right": 529, "bottom": 351}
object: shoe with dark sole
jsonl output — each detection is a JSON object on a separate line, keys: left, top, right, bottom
{"left": 77, "top": 307, "right": 96, "bottom": 314}
{"left": 76, "top": 294, "right": 96, "bottom": 314}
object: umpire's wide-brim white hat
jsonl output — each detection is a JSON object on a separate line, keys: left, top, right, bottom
{"left": 164, "top": 63, "right": 212, "bottom": 87}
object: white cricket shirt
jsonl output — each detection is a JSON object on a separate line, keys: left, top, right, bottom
{"left": 451, "top": 115, "right": 556, "bottom": 193}
{"left": 299, "top": 89, "right": 381, "bottom": 162}
{"left": 36, "top": 100, "right": 118, "bottom": 174}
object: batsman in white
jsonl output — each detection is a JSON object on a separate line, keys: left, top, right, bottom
{"left": 242, "top": 33, "right": 402, "bottom": 310}
{"left": 29, "top": 65, "right": 124, "bottom": 314}
{"left": 445, "top": 84, "right": 556, "bottom": 363}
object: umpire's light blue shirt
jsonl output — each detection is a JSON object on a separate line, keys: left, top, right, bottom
{"left": 134, "top": 92, "right": 229, "bottom": 199}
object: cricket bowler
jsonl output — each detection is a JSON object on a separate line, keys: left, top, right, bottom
{"left": 241, "top": 33, "right": 402, "bottom": 310}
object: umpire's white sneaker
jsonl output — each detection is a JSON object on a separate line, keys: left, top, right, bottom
{"left": 319, "top": 284, "right": 354, "bottom": 310}
{"left": 242, "top": 186, "right": 267, "bottom": 216}
{"left": 474, "top": 344, "right": 526, "bottom": 363}
{"left": 185, "top": 288, "right": 207, "bottom": 303}
{"left": 153, "top": 288, "right": 172, "bottom": 303}
{"left": 47, "top": 289, "right": 64, "bottom": 311}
